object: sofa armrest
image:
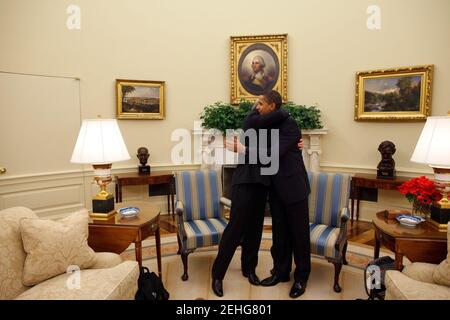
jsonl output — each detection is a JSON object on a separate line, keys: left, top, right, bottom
{"left": 385, "top": 270, "right": 450, "bottom": 300}
{"left": 90, "top": 252, "right": 123, "bottom": 270}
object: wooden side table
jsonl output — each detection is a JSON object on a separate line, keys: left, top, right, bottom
{"left": 88, "top": 201, "right": 162, "bottom": 277}
{"left": 351, "top": 173, "right": 410, "bottom": 223}
{"left": 115, "top": 171, "right": 175, "bottom": 219}
{"left": 372, "top": 211, "right": 447, "bottom": 270}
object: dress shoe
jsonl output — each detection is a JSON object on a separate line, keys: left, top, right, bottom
{"left": 289, "top": 281, "right": 307, "bottom": 298}
{"left": 212, "top": 279, "right": 223, "bottom": 297}
{"left": 242, "top": 272, "right": 261, "bottom": 286}
{"left": 260, "top": 274, "right": 290, "bottom": 287}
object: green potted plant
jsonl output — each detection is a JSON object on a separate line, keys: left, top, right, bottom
{"left": 282, "top": 102, "right": 323, "bottom": 130}
{"left": 200, "top": 100, "right": 323, "bottom": 131}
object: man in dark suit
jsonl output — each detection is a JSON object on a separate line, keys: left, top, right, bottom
{"left": 210, "top": 104, "right": 289, "bottom": 297}
{"left": 258, "top": 90, "right": 311, "bottom": 298}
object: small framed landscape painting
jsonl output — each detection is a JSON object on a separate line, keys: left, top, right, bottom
{"left": 116, "top": 79, "right": 165, "bottom": 120}
{"left": 354, "top": 65, "right": 433, "bottom": 120}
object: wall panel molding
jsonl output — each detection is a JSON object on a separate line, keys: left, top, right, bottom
{"left": 0, "top": 164, "right": 201, "bottom": 218}
{"left": 0, "top": 162, "right": 425, "bottom": 220}
{"left": 320, "top": 163, "right": 433, "bottom": 177}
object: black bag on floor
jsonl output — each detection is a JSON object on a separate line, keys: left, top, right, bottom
{"left": 135, "top": 267, "right": 169, "bottom": 300}
{"left": 364, "top": 256, "right": 395, "bottom": 300}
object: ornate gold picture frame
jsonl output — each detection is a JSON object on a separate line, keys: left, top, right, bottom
{"left": 354, "top": 65, "right": 433, "bottom": 121}
{"left": 116, "top": 79, "right": 165, "bottom": 120}
{"left": 230, "top": 34, "right": 288, "bottom": 104}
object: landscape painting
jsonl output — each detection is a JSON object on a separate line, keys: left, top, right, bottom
{"left": 364, "top": 75, "right": 421, "bottom": 112}
{"left": 354, "top": 65, "right": 433, "bottom": 121}
{"left": 116, "top": 80, "right": 165, "bottom": 119}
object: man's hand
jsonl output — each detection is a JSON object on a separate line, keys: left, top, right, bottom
{"left": 225, "top": 138, "right": 246, "bottom": 154}
{"left": 298, "top": 138, "right": 304, "bottom": 150}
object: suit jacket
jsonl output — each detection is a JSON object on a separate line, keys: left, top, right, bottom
{"left": 270, "top": 116, "right": 311, "bottom": 205}
{"left": 231, "top": 109, "right": 288, "bottom": 187}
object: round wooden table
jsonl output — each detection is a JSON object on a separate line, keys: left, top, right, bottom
{"left": 372, "top": 211, "right": 447, "bottom": 270}
{"left": 88, "top": 201, "right": 162, "bottom": 276}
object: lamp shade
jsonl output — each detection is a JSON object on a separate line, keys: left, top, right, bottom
{"left": 70, "top": 119, "right": 130, "bottom": 164}
{"left": 410, "top": 116, "right": 450, "bottom": 168}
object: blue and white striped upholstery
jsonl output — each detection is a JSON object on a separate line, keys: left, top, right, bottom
{"left": 183, "top": 218, "right": 228, "bottom": 250}
{"left": 175, "top": 170, "right": 223, "bottom": 222}
{"left": 309, "top": 223, "right": 341, "bottom": 259}
{"left": 307, "top": 172, "right": 351, "bottom": 228}
{"left": 307, "top": 172, "right": 351, "bottom": 259}
{"left": 175, "top": 170, "right": 226, "bottom": 250}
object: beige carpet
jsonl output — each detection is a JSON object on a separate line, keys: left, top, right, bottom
{"left": 137, "top": 238, "right": 379, "bottom": 300}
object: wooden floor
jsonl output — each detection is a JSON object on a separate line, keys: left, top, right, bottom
{"left": 160, "top": 214, "right": 376, "bottom": 247}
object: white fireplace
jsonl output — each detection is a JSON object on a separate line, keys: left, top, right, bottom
{"left": 193, "top": 123, "right": 327, "bottom": 172}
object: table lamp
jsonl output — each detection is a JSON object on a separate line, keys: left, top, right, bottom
{"left": 410, "top": 114, "right": 450, "bottom": 230}
{"left": 71, "top": 119, "right": 130, "bottom": 218}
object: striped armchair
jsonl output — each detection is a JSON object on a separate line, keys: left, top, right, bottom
{"left": 174, "top": 170, "right": 229, "bottom": 281}
{"left": 307, "top": 171, "right": 351, "bottom": 292}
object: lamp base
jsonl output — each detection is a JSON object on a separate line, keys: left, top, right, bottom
{"left": 90, "top": 210, "right": 116, "bottom": 220}
{"left": 430, "top": 203, "right": 450, "bottom": 228}
{"left": 92, "top": 196, "right": 115, "bottom": 215}
{"left": 426, "top": 217, "right": 448, "bottom": 232}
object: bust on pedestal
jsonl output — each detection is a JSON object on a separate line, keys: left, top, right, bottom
{"left": 137, "top": 147, "right": 151, "bottom": 174}
{"left": 377, "top": 141, "right": 396, "bottom": 179}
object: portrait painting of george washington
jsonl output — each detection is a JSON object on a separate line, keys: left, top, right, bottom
{"left": 230, "top": 34, "right": 287, "bottom": 104}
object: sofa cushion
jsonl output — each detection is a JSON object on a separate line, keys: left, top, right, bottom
{"left": 433, "top": 259, "right": 450, "bottom": 286}
{"left": 90, "top": 252, "right": 123, "bottom": 270}
{"left": 15, "top": 260, "right": 139, "bottom": 300}
{"left": 0, "top": 207, "right": 37, "bottom": 299}
{"left": 433, "top": 224, "right": 450, "bottom": 286}
{"left": 20, "top": 209, "right": 97, "bottom": 286}
{"left": 385, "top": 270, "right": 450, "bottom": 300}
{"left": 402, "top": 262, "right": 437, "bottom": 284}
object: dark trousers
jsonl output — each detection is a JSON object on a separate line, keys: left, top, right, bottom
{"left": 212, "top": 183, "right": 268, "bottom": 280}
{"left": 269, "top": 187, "right": 311, "bottom": 283}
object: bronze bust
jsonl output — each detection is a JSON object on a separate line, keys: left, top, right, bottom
{"left": 377, "top": 141, "right": 396, "bottom": 179}
{"left": 137, "top": 147, "right": 150, "bottom": 174}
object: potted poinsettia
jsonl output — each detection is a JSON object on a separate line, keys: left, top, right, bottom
{"left": 398, "top": 176, "right": 442, "bottom": 217}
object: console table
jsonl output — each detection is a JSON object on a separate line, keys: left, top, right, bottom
{"left": 351, "top": 174, "right": 410, "bottom": 223}
{"left": 115, "top": 171, "right": 175, "bottom": 219}
{"left": 372, "top": 211, "right": 447, "bottom": 270}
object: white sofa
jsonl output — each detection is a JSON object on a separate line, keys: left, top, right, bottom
{"left": 0, "top": 206, "right": 139, "bottom": 300}
{"left": 385, "top": 223, "right": 450, "bottom": 300}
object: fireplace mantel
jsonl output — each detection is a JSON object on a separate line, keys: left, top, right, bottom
{"left": 193, "top": 126, "right": 328, "bottom": 172}
{"left": 302, "top": 129, "right": 328, "bottom": 172}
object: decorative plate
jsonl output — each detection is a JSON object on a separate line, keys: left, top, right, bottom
{"left": 118, "top": 207, "right": 140, "bottom": 218}
{"left": 396, "top": 214, "right": 425, "bottom": 227}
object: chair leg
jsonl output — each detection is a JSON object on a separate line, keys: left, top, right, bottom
{"left": 181, "top": 251, "right": 190, "bottom": 281}
{"left": 332, "top": 261, "right": 342, "bottom": 293}
{"left": 342, "top": 241, "right": 348, "bottom": 265}
{"left": 177, "top": 234, "right": 182, "bottom": 255}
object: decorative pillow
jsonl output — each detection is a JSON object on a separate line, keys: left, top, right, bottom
{"left": 433, "top": 258, "right": 450, "bottom": 286}
{"left": 433, "top": 226, "right": 450, "bottom": 286}
{"left": 20, "top": 209, "right": 97, "bottom": 286}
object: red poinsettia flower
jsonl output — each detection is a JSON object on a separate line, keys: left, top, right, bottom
{"left": 398, "top": 176, "right": 442, "bottom": 214}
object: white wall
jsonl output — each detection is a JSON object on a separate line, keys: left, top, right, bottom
{"left": 0, "top": 0, "right": 449, "bottom": 219}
